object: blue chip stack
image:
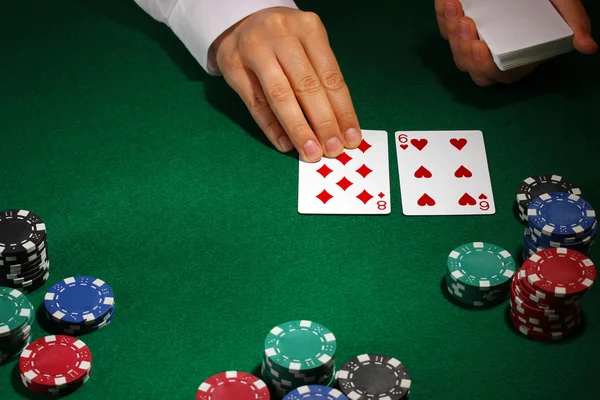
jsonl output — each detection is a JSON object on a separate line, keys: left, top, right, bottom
{"left": 522, "top": 192, "right": 597, "bottom": 259}
{"left": 283, "top": 385, "right": 349, "bottom": 400}
{"left": 43, "top": 276, "right": 115, "bottom": 335}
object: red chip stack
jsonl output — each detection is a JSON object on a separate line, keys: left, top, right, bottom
{"left": 510, "top": 247, "right": 596, "bottom": 341}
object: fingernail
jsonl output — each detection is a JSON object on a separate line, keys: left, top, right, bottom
{"left": 344, "top": 128, "right": 362, "bottom": 147}
{"left": 303, "top": 140, "right": 321, "bottom": 160}
{"left": 445, "top": 2, "right": 457, "bottom": 18}
{"left": 278, "top": 135, "right": 293, "bottom": 152}
{"left": 459, "top": 21, "right": 470, "bottom": 39}
{"left": 325, "top": 137, "right": 343, "bottom": 156}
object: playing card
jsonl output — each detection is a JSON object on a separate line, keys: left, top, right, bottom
{"left": 298, "top": 130, "right": 390, "bottom": 215}
{"left": 461, "top": 0, "right": 573, "bottom": 56}
{"left": 395, "top": 130, "right": 495, "bottom": 216}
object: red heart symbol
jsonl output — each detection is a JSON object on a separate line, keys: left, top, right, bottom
{"left": 400, "top": 144, "right": 408, "bottom": 150}
{"left": 458, "top": 193, "right": 477, "bottom": 206}
{"left": 414, "top": 166, "right": 432, "bottom": 178}
{"left": 410, "top": 138, "right": 428, "bottom": 151}
{"left": 450, "top": 138, "right": 467, "bottom": 150}
{"left": 417, "top": 193, "right": 436, "bottom": 206}
{"left": 454, "top": 165, "right": 472, "bottom": 178}
{"left": 479, "top": 194, "right": 487, "bottom": 200}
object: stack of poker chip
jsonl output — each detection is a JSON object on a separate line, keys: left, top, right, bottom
{"left": 261, "top": 320, "right": 337, "bottom": 398}
{"left": 283, "top": 385, "right": 348, "bottom": 400}
{"left": 510, "top": 248, "right": 596, "bottom": 341}
{"left": 0, "top": 209, "right": 50, "bottom": 293}
{"left": 0, "top": 287, "right": 34, "bottom": 364}
{"left": 515, "top": 175, "right": 582, "bottom": 223}
{"left": 336, "top": 354, "right": 411, "bottom": 400}
{"left": 19, "top": 335, "right": 92, "bottom": 395}
{"left": 196, "top": 371, "right": 270, "bottom": 400}
{"left": 43, "top": 276, "right": 115, "bottom": 335}
{"left": 445, "top": 242, "right": 516, "bottom": 307}
{"left": 522, "top": 192, "right": 596, "bottom": 259}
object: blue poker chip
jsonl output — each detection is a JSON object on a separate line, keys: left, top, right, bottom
{"left": 44, "top": 276, "right": 115, "bottom": 324}
{"left": 527, "top": 192, "right": 596, "bottom": 237}
{"left": 283, "top": 385, "right": 349, "bottom": 400}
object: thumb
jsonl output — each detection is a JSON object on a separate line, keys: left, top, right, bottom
{"left": 551, "top": 0, "right": 598, "bottom": 54}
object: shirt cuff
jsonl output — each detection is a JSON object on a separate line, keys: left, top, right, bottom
{"left": 168, "top": 0, "right": 299, "bottom": 75}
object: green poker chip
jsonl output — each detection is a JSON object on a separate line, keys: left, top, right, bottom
{"left": 447, "top": 242, "right": 516, "bottom": 288}
{"left": 0, "top": 287, "right": 32, "bottom": 336}
{"left": 264, "top": 320, "right": 337, "bottom": 373}
{"left": 445, "top": 242, "right": 516, "bottom": 308}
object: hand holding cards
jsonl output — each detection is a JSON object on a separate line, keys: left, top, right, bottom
{"left": 460, "top": 0, "right": 574, "bottom": 71}
{"left": 298, "top": 130, "right": 495, "bottom": 216}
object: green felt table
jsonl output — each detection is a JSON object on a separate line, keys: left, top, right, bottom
{"left": 1, "top": 0, "right": 600, "bottom": 399}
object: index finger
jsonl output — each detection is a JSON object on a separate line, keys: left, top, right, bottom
{"left": 299, "top": 14, "right": 363, "bottom": 149}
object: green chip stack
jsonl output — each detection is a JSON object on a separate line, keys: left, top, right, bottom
{"left": 261, "top": 320, "right": 337, "bottom": 398}
{"left": 445, "top": 242, "right": 516, "bottom": 307}
{"left": 0, "top": 287, "right": 34, "bottom": 363}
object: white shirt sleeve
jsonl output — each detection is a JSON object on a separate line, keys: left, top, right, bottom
{"left": 134, "top": 0, "right": 299, "bottom": 75}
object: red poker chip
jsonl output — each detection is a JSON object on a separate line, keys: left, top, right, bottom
{"left": 511, "top": 310, "right": 579, "bottom": 330}
{"left": 19, "top": 335, "right": 92, "bottom": 388}
{"left": 510, "top": 280, "right": 557, "bottom": 317}
{"left": 519, "top": 270, "right": 582, "bottom": 307}
{"left": 516, "top": 271, "right": 580, "bottom": 310}
{"left": 510, "top": 298, "right": 580, "bottom": 324}
{"left": 510, "top": 313, "right": 581, "bottom": 341}
{"left": 21, "top": 369, "right": 91, "bottom": 395}
{"left": 196, "top": 371, "right": 270, "bottom": 400}
{"left": 525, "top": 248, "right": 596, "bottom": 296}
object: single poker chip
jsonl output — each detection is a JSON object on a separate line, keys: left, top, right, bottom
{"left": 516, "top": 175, "right": 581, "bottom": 212}
{"left": 525, "top": 248, "right": 596, "bottom": 296}
{"left": 196, "top": 371, "right": 270, "bottom": 400}
{"left": 527, "top": 193, "right": 596, "bottom": 237}
{"left": 19, "top": 335, "right": 92, "bottom": 387}
{"left": 283, "top": 385, "right": 349, "bottom": 400}
{"left": 447, "top": 242, "right": 516, "bottom": 288}
{"left": 0, "top": 287, "right": 33, "bottom": 336}
{"left": 0, "top": 210, "right": 47, "bottom": 257}
{"left": 264, "top": 320, "right": 337, "bottom": 372}
{"left": 44, "top": 276, "right": 115, "bottom": 324}
{"left": 336, "top": 354, "right": 411, "bottom": 400}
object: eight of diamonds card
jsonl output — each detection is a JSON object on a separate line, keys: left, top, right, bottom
{"left": 395, "top": 130, "right": 495, "bottom": 216}
{"left": 298, "top": 130, "right": 391, "bottom": 215}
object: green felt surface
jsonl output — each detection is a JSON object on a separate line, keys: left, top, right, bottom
{"left": 1, "top": 0, "right": 600, "bottom": 399}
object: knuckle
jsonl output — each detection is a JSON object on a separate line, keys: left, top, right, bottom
{"left": 247, "top": 93, "right": 269, "bottom": 113}
{"left": 239, "top": 31, "right": 261, "bottom": 50}
{"left": 264, "top": 118, "right": 283, "bottom": 137}
{"left": 263, "top": 12, "right": 290, "bottom": 34}
{"left": 301, "top": 11, "right": 323, "bottom": 27}
{"left": 321, "top": 70, "right": 346, "bottom": 91}
{"left": 295, "top": 73, "right": 322, "bottom": 96}
{"left": 267, "top": 83, "right": 293, "bottom": 103}
{"left": 288, "top": 123, "right": 310, "bottom": 139}
{"left": 336, "top": 109, "right": 356, "bottom": 123}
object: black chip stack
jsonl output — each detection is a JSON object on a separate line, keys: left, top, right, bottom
{"left": 0, "top": 210, "right": 50, "bottom": 293}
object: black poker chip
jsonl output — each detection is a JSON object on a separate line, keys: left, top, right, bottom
{"left": 336, "top": 354, "right": 411, "bottom": 400}
{"left": 515, "top": 175, "right": 582, "bottom": 221}
{"left": 0, "top": 210, "right": 50, "bottom": 293}
{"left": 0, "top": 210, "right": 46, "bottom": 258}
